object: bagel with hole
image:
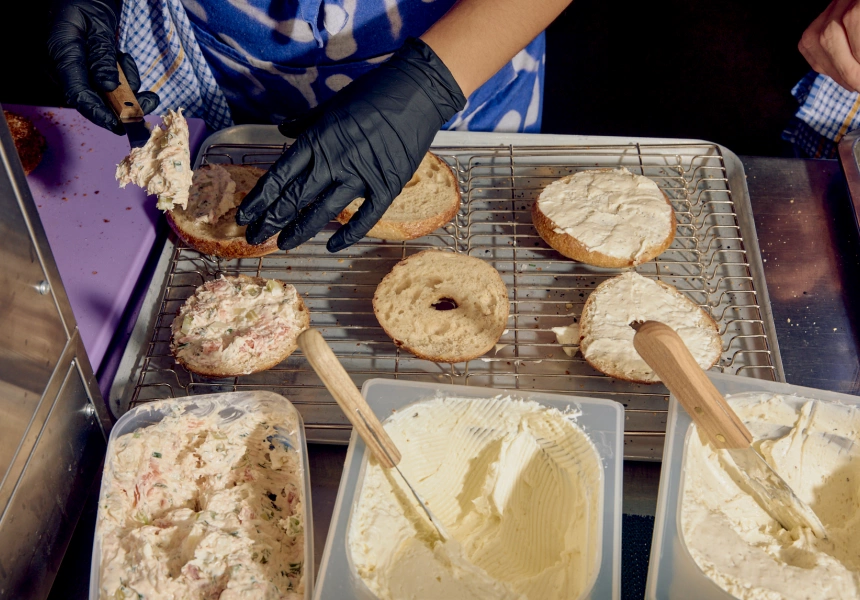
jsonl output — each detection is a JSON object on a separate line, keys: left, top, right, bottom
{"left": 373, "top": 250, "right": 509, "bottom": 362}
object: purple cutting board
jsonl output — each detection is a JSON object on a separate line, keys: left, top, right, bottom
{"left": 5, "top": 104, "right": 208, "bottom": 396}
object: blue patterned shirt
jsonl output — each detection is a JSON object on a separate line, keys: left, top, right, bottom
{"left": 119, "top": 0, "right": 544, "bottom": 133}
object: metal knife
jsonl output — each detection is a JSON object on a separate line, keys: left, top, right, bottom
{"left": 631, "top": 320, "right": 827, "bottom": 538}
{"left": 104, "top": 62, "right": 150, "bottom": 149}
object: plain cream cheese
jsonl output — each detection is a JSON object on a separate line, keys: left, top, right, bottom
{"left": 682, "top": 392, "right": 860, "bottom": 599}
{"left": 580, "top": 272, "right": 721, "bottom": 382}
{"left": 551, "top": 324, "right": 580, "bottom": 357}
{"left": 116, "top": 108, "right": 193, "bottom": 210}
{"left": 348, "top": 396, "right": 603, "bottom": 600}
{"left": 538, "top": 168, "right": 673, "bottom": 264}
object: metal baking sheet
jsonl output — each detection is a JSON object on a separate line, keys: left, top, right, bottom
{"left": 110, "top": 127, "right": 784, "bottom": 460}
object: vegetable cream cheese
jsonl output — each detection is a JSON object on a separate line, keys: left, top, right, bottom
{"left": 170, "top": 276, "right": 304, "bottom": 375}
{"left": 97, "top": 400, "right": 305, "bottom": 599}
{"left": 348, "top": 396, "right": 603, "bottom": 600}
{"left": 682, "top": 392, "right": 860, "bottom": 599}
{"left": 187, "top": 164, "right": 238, "bottom": 225}
{"left": 537, "top": 168, "right": 673, "bottom": 264}
{"left": 116, "top": 108, "right": 193, "bottom": 210}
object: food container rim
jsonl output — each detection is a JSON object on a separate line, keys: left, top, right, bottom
{"left": 88, "top": 390, "right": 314, "bottom": 600}
{"left": 313, "top": 377, "right": 624, "bottom": 600}
{"left": 646, "top": 372, "right": 860, "bottom": 600}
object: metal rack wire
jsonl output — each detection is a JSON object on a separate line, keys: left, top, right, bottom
{"left": 129, "top": 141, "right": 778, "bottom": 459}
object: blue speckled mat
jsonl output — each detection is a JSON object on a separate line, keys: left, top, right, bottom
{"left": 622, "top": 514, "right": 655, "bottom": 600}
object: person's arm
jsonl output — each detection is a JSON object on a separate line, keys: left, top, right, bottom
{"left": 238, "top": 0, "right": 572, "bottom": 253}
{"left": 421, "top": 0, "right": 571, "bottom": 97}
{"left": 799, "top": 0, "right": 860, "bottom": 92}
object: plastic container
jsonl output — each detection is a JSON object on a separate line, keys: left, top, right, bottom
{"left": 314, "top": 378, "right": 624, "bottom": 600}
{"left": 89, "top": 391, "right": 314, "bottom": 600}
{"left": 646, "top": 372, "right": 860, "bottom": 599}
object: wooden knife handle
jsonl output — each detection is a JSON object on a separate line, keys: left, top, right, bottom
{"left": 104, "top": 61, "right": 144, "bottom": 122}
{"left": 632, "top": 320, "right": 752, "bottom": 449}
{"left": 297, "top": 328, "right": 401, "bottom": 468}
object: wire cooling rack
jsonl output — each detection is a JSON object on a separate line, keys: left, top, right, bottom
{"left": 125, "top": 136, "right": 781, "bottom": 459}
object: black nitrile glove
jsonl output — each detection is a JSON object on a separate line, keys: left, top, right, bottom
{"left": 237, "top": 37, "right": 467, "bottom": 252}
{"left": 47, "top": 0, "right": 159, "bottom": 135}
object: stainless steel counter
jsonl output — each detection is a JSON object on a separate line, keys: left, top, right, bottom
{"left": 744, "top": 157, "right": 860, "bottom": 394}
{"left": 48, "top": 155, "right": 860, "bottom": 597}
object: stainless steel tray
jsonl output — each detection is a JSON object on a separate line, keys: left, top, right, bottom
{"left": 110, "top": 128, "right": 784, "bottom": 460}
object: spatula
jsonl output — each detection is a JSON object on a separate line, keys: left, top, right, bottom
{"left": 630, "top": 320, "right": 827, "bottom": 538}
{"left": 104, "top": 62, "right": 150, "bottom": 149}
{"left": 297, "top": 328, "right": 450, "bottom": 541}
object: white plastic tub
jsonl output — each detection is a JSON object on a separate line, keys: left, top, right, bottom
{"left": 314, "top": 378, "right": 623, "bottom": 600}
{"left": 89, "top": 391, "right": 313, "bottom": 600}
{"left": 646, "top": 372, "right": 860, "bottom": 599}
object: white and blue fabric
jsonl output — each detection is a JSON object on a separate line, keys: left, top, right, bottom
{"left": 119, "top": 0, "right": 544, "bottom": 134}
{"left": 118, "top": 0, "right": 234, "bottom": 130}
{"left": 783, "top": 70, "right": 860, "bottom": 159}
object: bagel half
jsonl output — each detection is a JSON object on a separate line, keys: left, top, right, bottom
{"left": 373, "top": 250, "right": 509, "bottom": 362}
{"left": 532, "top": 168, "right": 676, "bottom": 267}
{"left": 336, "top": 152, "right": 460, "bottom": 241}
{"left": 170, "top": 274, "right": 309, "bottom": 377}
{"left": 579, "top": 272, "right": 721, "bottom": 383}
{"left": 5, "top": 111, "right": 45, "bottom": 175}
{"left": 167, "top": 164, "right": 279, "bottom": 258}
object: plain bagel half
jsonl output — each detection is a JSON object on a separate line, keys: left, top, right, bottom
{"left": 373, "top": 250, "right": 509, "bottom": 362}
{"left": 336, "top": 152, "right": 460, "bottom": 241}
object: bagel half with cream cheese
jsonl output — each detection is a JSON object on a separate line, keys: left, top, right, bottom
{"left": 335, "top": 152, "right": 460, "bottom": 241}
{"left": 579, "top": 272, "right": 721, "bottom": 383}
{"left": 166, "top": 164, "right": 279, "bottom": 258}
{"left": 170, "top": 274, "right": 309, "bottom": 377}
{"left": 532, "top": 168, "right": 676, "bottom": 267}
{"left": 373, "top": 250, "right": 509, "bottom": 362}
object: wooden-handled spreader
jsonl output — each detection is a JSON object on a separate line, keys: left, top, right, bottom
{"left": 297, "top": 328, "right": 451, "bottom": 541}
{"left": 631, "top": 320, "right": 827, "bottom": 539}
{"left": 104, "top": 61, "right": 150, "bottom": 149}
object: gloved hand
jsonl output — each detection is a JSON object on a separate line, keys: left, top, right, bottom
{"left": 48, "top": 0, "right": 160, "bottom": 135}
{"left": 237, "top": 37, "right": 467, "bottom": 252}
{"left": 800, "top": 0, "right": 860, "bottom": 92}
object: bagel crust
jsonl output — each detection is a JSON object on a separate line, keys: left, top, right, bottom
{"left": 167, "top": 164, "right": 279, "bottom": 258}
{"left": 5, "top": 111, "right": 46, "bottom": 175}
{"left": 372, "top": 250, "right": 509, "bottom": 363}
{"left": 170, "top": 275, "right": 309, "bottom": 377}
{"left": 532, "top": 168, "right": 676, "bottom": 267}
{"left": 336, "top": 152, "right": 461, "bottom": 241}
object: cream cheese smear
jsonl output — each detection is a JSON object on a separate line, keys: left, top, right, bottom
{"left": 116, "top": 108, "right": 193, "bottom": 210}
{"left": 682, "top": 392, "right": 860, "bottom": 599}
{"left": 348, "top": 396, "right": 604, "bottom": 600}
